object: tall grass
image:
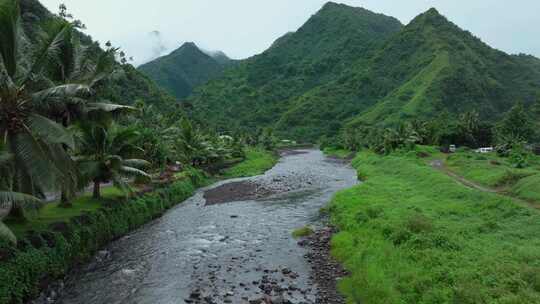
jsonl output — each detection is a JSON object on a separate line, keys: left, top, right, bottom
{"left": 330, "top": 151, "right": 540, "bottom": 303}
{"left": 446, "top": 151, "right": 540, "bottom": 202}
{"left": 222, "top": 148, "right": 277, "bottom": 178}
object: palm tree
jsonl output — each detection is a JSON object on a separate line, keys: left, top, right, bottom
{"left": 0, "top": 0, "right": 90, "bottom": 218}
{"left": 458, "top": 110, "right": 481, "bottom": 147}
{"left": 167, "top": 118, "right": 207, "bottom": 166}
{"left": 46, "top": 35, "right": 136, "bottom": 206}
{"left": 0, "top": 149, "right": 40, "bottom": 242}
{"left": 75, "top": 124, "right": 150, "bottom": 199}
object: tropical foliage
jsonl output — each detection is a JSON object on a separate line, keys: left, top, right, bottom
{"left": 0, "top": 1, "right": 253, "bottom": 243}
{"left": 75, "top": 124, "right": 150, "bottom": 199}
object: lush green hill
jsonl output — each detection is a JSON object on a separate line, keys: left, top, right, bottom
{"left": 205, "top": 50, "right": 233, "bottom": 66}
{"left": 138, "top": 42, "right": 229, "bottom": 99}
{"left": 347, "top": 8, "right": 540, "bottom": 127}
{"left": 188, "top": 2, "right": 403, "bottom": 134}
{"left": 188, "top": 3, "right": 540, "bottom": 141}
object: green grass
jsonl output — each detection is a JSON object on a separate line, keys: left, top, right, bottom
{"left": 323, "top": 147, "right": 354, "bottom": 159}
{"left": 330, "top": 151, "right": 540, "bottom": 303}
{"left": 512, "top": 174, "right": 540, "bottom": 202}
{"left": 446, "top": 151, "right": 540, "bottom": 202}
{"left": 222, "top": 148, "right": 278, "bottom": 178}
{"left": 292, "top": 226, "right": 314, "bottom": 238}
{"left": 7, "top": 188, "right": 126, "bottom": 237}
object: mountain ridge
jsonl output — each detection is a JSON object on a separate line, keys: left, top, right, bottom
{"left": 138, "top": 42, "right": 230, "bottom": 99}
{"left": 188, "top": 2, "right": 403, "bottom": 132}
{"left": 187, "top": 3, "right": 540, "bottom": 140}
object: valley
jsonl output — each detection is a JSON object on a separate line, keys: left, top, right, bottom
{"left": 1, "top": 0, "right": 540, "bottom": 304}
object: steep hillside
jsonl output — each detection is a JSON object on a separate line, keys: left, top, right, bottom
{"left": 205, "top": 50, "right": 233, "bottom": 66}
{"left": 139, "top": 42, "right": 228, "bottom": 99}
{"left": 347, "top": 8, "right": 540, "bottom": 127}
{"left": 189, "top": 3, "right": 540, "bottom": 141}
{"left": 188, "top": 2, "right": 403, "bottom": 132}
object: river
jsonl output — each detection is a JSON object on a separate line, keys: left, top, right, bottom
{"left": 49, "top": 149, "right": 357, "bottom": 304}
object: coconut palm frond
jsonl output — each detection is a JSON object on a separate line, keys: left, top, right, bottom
{"left": 31, "top": 83, "right": 91, "bottom": 104}
{"left": 0, "top": 220, "right": 16, "bottom": 244}
{"left": 11, "top": 132, "right": 61, "bottom": 193}
{"left": 0, "top": 191, "right": 41, "bottom": 213}
{"left": 119, "top": 166, "right": 151, "bottom": 179}
{"left": 110, "top": 172, "right": 131, "bottom": 194}
{"left": 122, "top": 159, "right": 150, "bottom": 168}
{"left": 0, "top": 0, "right": 19, "bottom": 78}
{"left": 88, "top": 48, "right": 118, "bottom": 87}
{"left": 85, "top": 102, "right": 137, "bottom": 114}
{"left": 28, "top": 114, "right": 75, "bottom": 149}
{"left": 21, "top": 20, "right": 72, "bottom": 85}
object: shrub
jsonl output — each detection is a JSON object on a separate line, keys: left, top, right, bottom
{"left": 406, "top": 214, "right": 433, "bottom": 234}
{"left": 292, "top": 226, "right": 314, "bottom": 238}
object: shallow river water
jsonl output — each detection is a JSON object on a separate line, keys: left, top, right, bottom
{"left": 52, "top": 149, "right": 357, "bottom": 304}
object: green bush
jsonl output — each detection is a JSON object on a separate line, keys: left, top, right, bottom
{"left": 0, "top": 172, "right": 205, "bottom": 304}
{"left": 292, "top": 226, "right": 314, "bottom": 238}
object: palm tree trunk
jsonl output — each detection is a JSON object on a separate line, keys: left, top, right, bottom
{"left": 93, "top": 180, "right": 101, "bottom": 199}
{"left": 59, "top": 116, "right": 73, "bottom": 208}
{"left": 59, "top": 189, "right": 72, "bottom": 208}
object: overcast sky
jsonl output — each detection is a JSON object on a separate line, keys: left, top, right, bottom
{"left": 40, "top": 0, "right": 540, "bottom": 66}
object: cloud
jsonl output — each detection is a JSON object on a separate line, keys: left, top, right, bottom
{"left": 148, "top": 30, "right": 168, "bottom": 61}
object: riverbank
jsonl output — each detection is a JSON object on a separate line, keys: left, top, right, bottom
{"left": 28, "top": 149, "right": 356, "bottom": 304}
{"left": 0, "top": 149, "right": 277, "bottom": 304}
{"left": 221, "top": 148, "right": 279, "bottom": 178}
{"left": 328, "top": 148, "right": 540, "bottom": 303}
{"left": 322, "top": 147, "right": 354, "bottom": 159}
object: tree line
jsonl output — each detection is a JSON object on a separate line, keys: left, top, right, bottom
{"left": 326, "top": 101, "right": 540, "bottom": 165}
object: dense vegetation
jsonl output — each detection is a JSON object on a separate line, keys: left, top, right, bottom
{"left": 329, "top": 148, "right": 540, "bottom": 303}
{"left": 187, "top": 3, "right": 540, "bottom": 142}
{"left": 0, "top": 0, "right": 276, "bottom": 249}
{"left": 0, "top": 1, "right": 279, "bottom": 302}
{"left": 187, "top": 2, "right": 402, "bottom": 139}
{"left": 2, "top": 0, "right": 540, "bottom": 303}
{"left": 139, "top": 42, "right": 231, "bottom": 99}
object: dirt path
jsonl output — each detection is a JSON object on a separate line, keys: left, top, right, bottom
{"left": 430, "top": 159, "right": 540, "bottom": 210}
{"left": 430, "top": 160, "right": 498, "bottom": 193}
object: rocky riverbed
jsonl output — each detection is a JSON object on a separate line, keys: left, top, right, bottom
{"left": 32, "top": 149, "right": 357, "bottom": 304}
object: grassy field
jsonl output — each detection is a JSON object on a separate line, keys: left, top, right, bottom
{"left": 329, "top": 149, "right": 540, "bottom": 303}
{"left": 323, "top": 147, "right": 353, "bottom": 159}
{"left": 221, "top": 148, "right": 278, "bottom": 178}
{"left": 6, "top": 188, "right": 126, "bottom": 238}
{"left": 445, "top": 150, "right": 540, "bottom": 202}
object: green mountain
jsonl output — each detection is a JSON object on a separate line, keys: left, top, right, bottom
{"left": 138, "top": 42, "right": 229, "bottom": 99}
{"left": 204, "top": 50, "right": 233, "bottom": 66}
{"left": 346, "top": 8, "right": 540, "bottom": 127}
{"left": 188, "top": 2, "right": 402, "bottom": 133}
{"left": 188, "top": 3, "right": 540, "bottom": 141}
